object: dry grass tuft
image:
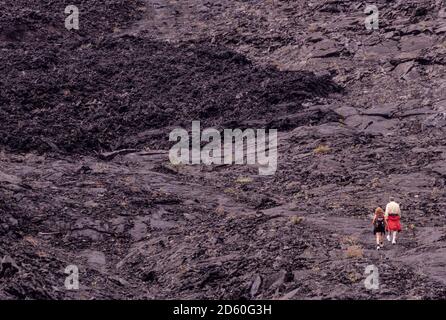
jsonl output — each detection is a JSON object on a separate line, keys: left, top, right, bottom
{"left": 224, "top": 187, "right": 237, "bottom": 195}
{"left": 346, "top": 271, "right": 361, "bottom": 283}
{"left": 290, "top": 215, "right": 304, "bottom": 225}
{"left": 346, "top": 245, "right": 364, "bottom": 259}
{"left": 236, "top": 176, "right": 253, "bottom": 184}
{"left": 313, "top": 144, "right": 330, "bottom": 154}
{"left": 341, "top": 236, "right": 358, "bottom": 246}
{"left": 215, "top": 205, "right": 225, "bottom": 215}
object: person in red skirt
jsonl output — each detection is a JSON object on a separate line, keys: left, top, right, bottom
{"left": 385, "top": 197, "right": 402, "bottom": 245}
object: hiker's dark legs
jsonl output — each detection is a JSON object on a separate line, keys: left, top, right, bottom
{"left": 376, "top": 232, "right": 384, "bottom": 249}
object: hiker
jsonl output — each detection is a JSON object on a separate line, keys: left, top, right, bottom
{"left": 385, "top": 197, "right": 401, "bottom": 245}
{"left": 372, "top": 207, "right": 386, "bottom": 250}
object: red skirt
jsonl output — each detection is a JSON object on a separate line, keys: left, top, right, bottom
{"left": 387, "top": 215, "right": 402, "bottom": 232}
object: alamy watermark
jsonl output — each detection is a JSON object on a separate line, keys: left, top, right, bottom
{"left": 169, "top": 121, "right": 277, "bottom": 175}
{"left": 64, "top": 264, "right": 79, "bottom": 290}
{"left": 65, "top": 5, "right": 79, "bottom": 30}
{"left": 364, "top": 264, "right": 379, "bottom": 290}
{"left": 365, "top": 5, "right": 379, "bottom": 30}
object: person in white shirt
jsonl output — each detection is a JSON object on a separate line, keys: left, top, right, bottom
{"left": 385, "top": 197, "right": 402, "bottom": 244}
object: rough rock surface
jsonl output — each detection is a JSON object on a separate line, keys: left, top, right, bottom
{"left": 1, "top": 0, "right": 446, "bottom": 299}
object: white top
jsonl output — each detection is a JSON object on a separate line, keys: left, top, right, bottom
{"left": 385, "top": 201, "right": 401, "bottom": 217}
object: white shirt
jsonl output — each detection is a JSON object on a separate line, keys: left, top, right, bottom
{"left": 385, "top": 201, "right": 401, "bottom": 217}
